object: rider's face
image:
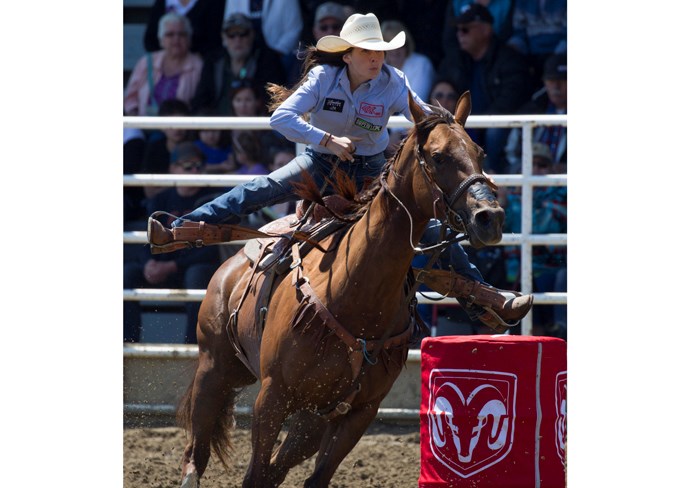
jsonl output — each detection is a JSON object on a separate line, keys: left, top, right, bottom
{"left": 343, "top": 48, "right": 385, "bottom": 84}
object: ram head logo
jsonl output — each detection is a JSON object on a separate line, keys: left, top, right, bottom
{"left": 555, "top": 372, "right": 567, "bottom": 466}
{"left": 427, "top": 370, "right": 516, "bottom": 478}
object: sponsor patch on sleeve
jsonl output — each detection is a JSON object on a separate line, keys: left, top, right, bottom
{"left": 323, "top": 98, "right": 345, "bottom": 112}
{"left": 354, "top": 117, "right": 382, "bottom": 132}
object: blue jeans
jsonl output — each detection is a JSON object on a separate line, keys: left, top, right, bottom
{"left": 174, "top": 149, "right": 385, "bottom": 226}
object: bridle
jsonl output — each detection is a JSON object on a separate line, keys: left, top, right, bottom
{"left": 380, "top": 133, "right": 496, "bottom": 252}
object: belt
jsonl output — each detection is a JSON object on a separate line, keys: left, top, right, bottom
{"left": 314, "top": 151, "right": 381, "bottom": 165}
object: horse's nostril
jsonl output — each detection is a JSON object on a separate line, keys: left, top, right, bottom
{"left": 476, "top": 209, "right": 492, "bottom": 227}
{"left": 475, "top": 208, "right": 504, "bottom": 228}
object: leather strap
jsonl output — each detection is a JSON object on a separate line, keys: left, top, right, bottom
{"left": 291, "top": 252, "right": 413, "bottom": 420}
{"left": 412, "top": 267, "right": 507, "bottom": 309}
{"left": 172, "top": 220, "right": 272, "bottom": 246}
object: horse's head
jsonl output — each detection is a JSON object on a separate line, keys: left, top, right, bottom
{"left": 407, "top": 91, "right": 504, "bottom": 248}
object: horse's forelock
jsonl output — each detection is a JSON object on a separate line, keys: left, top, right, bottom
{"left": 415, "top": 103, "right": 455, "bottom": 138}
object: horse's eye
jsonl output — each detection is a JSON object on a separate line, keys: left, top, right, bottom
{"left": 431, "top": 153, "right": 445, "bottom": 165}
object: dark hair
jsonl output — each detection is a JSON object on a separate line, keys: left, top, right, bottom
{"left": 158, "top": 98, "right": 191, "bottom": 116}
{"left": 266, "top": 45, "right": 350, "bottom": 112}
{"left": 228, "top": 79, "right": 265, "bottom": 114}
{"left": 233, "top": 131, "right": 262, "bottom": 161}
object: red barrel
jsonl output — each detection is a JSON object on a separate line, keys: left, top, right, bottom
{"left": 419, "top": 335, "right": 566, "bottom": 488}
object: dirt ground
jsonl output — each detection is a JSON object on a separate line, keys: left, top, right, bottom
{"left": 123, "top": 421, "right": 421, "bottom": 488}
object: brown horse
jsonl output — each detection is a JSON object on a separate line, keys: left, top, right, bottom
{"left": 175, "top": 91, "right": 505, "bottom": 488}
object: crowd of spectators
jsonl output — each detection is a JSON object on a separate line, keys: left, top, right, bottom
{"left": 123, "top": 0, "right": 567, "bottom": 343}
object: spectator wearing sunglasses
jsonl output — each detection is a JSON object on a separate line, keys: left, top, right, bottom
{"left": 287, "top": 2, "right": 352, "bottom": 85}
{"left": 428, "top": 78, "right": 460, "bottom": 112}
{"left": 124, "top": 13, "right": 203, "bottom": 116}
{"left": 312, "top": 2, "right": 348, "bottom": 41}
{"left": 437, "top": 3, "right": 531, "bottom": 174}
{"left": 123, "top": 141, "right": 224, "bottom": 344}
{"left": 143, "top": 0, "right": 226, "bottom": 58}
{"left": 223, "top": 0, "right": 303, "bottom": 60}
{"left": 442, "top": 0, "right": 514, "bottom": 53}
{"left": 190, "top": 13, "right": 287, "bottom": 115}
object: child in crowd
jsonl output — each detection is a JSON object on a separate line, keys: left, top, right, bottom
{"left": 232, "top": 131, "right": 269, "bottom": 175}
{"left": 194, "top": 127, "right": 235, "bottom": 174}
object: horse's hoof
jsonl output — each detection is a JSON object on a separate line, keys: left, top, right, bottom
{"left": 180, "top": 471, "right": 199, "bottom": 488}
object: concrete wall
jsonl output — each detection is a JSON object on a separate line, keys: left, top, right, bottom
{"left": 123, "top": 344, "right": 422, "bottom": 426}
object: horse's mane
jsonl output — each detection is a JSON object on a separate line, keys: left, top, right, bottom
{"left": 292, "top": 102, "right": 455, "bottom": 221}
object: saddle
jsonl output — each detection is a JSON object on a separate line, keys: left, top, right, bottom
{"left": 242, "top": 197, "right": 352, "bottom": 274}
{"left": 226, "top": 198, "right": 353, "bottom": 378}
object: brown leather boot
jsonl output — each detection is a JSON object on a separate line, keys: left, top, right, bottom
{"left": 413, "top": 267, "right": 534, "bottom": 334}
{"left": 147, "top": 218, "right": 192, "bottom": 254}
{"left": 147, "top": 216, "right": 274, "bottom": 254}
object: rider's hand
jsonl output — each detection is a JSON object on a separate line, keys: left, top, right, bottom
{"left": 326, "top": 135, "right": 361, "bottom": 162}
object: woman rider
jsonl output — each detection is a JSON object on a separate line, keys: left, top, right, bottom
{"left": 148, "top": 12, "right": 532, "bottom": 329}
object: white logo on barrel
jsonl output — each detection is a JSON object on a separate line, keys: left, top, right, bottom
{"left": 427, "top": 369, "right": 517, "bottom": 478}
{"left": 555, "top": 371, "right": 567, "bottom": 466}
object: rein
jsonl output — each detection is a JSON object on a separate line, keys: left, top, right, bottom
{"left": 379, "top": 141, "right": 493, "bottom": 253}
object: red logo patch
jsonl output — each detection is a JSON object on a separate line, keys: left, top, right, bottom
{"left": 358, "top": 102, "right": 384, "bottom": 118}
{"left": 427, "top": 369, "right": 517, "bottom": 478}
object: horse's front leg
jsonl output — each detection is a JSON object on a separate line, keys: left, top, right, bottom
{"left": 268, "top": 411, "right": 327, "bottom": 486}
{"left": 303, "top": 402, "right": 381, "bottom": 488}
{"left": 243, "top": 376, "right": 292, "bottom": 488}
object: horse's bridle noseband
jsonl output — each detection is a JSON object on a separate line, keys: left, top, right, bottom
{"left": 415, "top": 145, "right": 495, "bottom": 234}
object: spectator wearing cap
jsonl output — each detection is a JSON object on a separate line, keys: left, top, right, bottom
{"left": 443, "top": 0, "right": 515, "bottom": 52}
{"left": 504, "top": 52, "right": 567, "bottom": 174}
{"left": 223, "top": 0, "right": 302, "bottom": 60}
{"left": 143, "top": 0, "right": 226, "bottom": 58}
{"left": 123, "top": 141, "right": 224, "bottom": 344}
{"left": 507, "top": 0, "right": 566, "bottom": 81}
{"left": 312, "top": 2, "right": 348, "bottom": 42}
{"left": 190, "top": 13, "right": 287, "bottom": 116}
{"left": 500, "top": 141, "right": 567, "bottom": 339}
{"left": 287, "top": 2, "right": 353, "bottom": 84}
{"left": 437, "top": 3, "right": 531, "bottom": 173}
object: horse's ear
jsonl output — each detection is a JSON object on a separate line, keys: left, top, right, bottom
{"left": 454, "top": 91, "right": 472, "bottom": 127}
{"left": 408, "top": 90, "right": 426, "bottom": 124}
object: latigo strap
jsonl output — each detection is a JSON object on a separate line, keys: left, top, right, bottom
{"left": 171, "top": 220, "right": 272, "bottom": 245}
{"left": 412, "top": 267, "right": 532, "bottom": 333}
{"left": 147, "top": 217, "right": 273, "bottom": 254}
{"left": 412, "top": 267, "right": 507, "bottom": 308}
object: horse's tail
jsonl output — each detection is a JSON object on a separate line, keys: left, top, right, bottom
{"left": 176, "top": 373, "right": 238, "bottom": 470}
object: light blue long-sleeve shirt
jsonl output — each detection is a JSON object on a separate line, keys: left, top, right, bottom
{"left": 269, "top": 64, "right": 427, "bottom": 156}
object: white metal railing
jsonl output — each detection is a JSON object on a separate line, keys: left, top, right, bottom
{"left": 123, "top": 114, "right": 567, "bottom": 335}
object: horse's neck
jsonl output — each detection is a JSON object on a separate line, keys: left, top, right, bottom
{"left": 341, "top": 158, "right": 428, "bottom": 286}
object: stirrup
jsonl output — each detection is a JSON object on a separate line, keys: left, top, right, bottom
{"left": 147, "top": 212, "right": 193, "bottom": 254}
{"left": 475, "top": 290, "right": 534, "bottom": 334}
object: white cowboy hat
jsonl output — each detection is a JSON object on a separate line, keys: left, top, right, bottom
{"left": 316, "top": 13, "right": 405, "bottom": 53}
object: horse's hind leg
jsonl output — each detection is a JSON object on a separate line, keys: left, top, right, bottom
{"left": 268, "top": 411, "right": 327, "bottom": 485}
{"left": 178, "top": 335, "right": 256, "bottom": 485}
